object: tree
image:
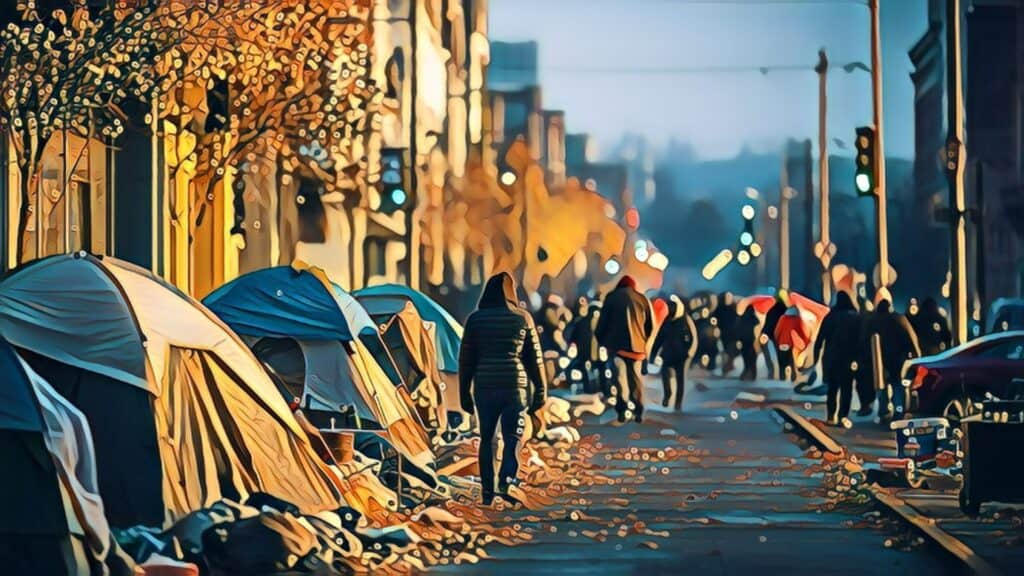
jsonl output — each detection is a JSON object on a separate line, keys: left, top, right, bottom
{"left": 0, "top": 0, "right": 217, "bottom": 262}
{"left": 156, "top": 0, "right": 379, "bottom": 246}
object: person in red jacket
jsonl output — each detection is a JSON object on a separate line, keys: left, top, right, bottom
{"left": 596, "top": 276, "right": 654, "bottom": 424}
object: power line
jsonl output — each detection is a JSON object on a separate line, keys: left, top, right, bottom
{"left": 511, "top": 62, "right": 871, "bottom": 76}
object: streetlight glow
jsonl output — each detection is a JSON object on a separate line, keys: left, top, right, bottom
{"left": 737, "top": 250, "right": 751, "bottom": 266}
{"left": 648, "top": 252, "right": 669, "bottom": 271}
{"left": 750, "top": 242, "right": 763, "bottom": 258}
{"left": 501, "top": 171, "right": 517, "bottom": 186}
{"left": 702, "top": 249, "right": 734, "bottom": 280}
{"left": 740, "top": 231, "right": 754, "bottom": 247}
{"left": 741, "top": 204, "right": 756, "bottom": 220}
{"left": 604, "top": 258, "right": 621, "bottom": 275}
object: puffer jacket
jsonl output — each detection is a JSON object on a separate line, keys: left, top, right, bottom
{"left": 459, "top": 274, "right": 547, "bottom": 412}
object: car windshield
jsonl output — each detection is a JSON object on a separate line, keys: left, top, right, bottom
{"left": 918, "top": 331, "right": 1024, "bottom": 362}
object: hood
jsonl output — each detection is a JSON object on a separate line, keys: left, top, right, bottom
{"left": 834, "top": 290, "right": 855, "bottom": 312}
{"left": 616, "top": 275, "right": 637, "bottom": 291}
{"left": 479, "top": 272, "right": 518, "bottom": 309}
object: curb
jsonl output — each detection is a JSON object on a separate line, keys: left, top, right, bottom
{"left": 773, "top": 406, "right": 1003, "bottom": 576}
{"left": 773, "top": 404, "right": 842, "bottom": 454}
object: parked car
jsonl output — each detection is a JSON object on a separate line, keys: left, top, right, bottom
{"left": 899, "top": 331, "right": 1024, "bottom": 422}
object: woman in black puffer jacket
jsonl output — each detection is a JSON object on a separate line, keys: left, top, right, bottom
{"left": 459, "top": 272, "right": 548, "bottom": 505}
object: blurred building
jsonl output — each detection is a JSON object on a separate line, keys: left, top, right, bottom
{"left": 908, "top": 0, "right": 1024, "bottom": 308}
{"left": 965, "top": 0, "right": 1024, "bottom": 305}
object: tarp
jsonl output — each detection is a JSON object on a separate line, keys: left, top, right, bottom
{"left": 354, "top": 284, "right": 463, "bottom": 373}
{"left": 0, "top": 254, "right": 341, "bottom": 528}
{"left": 0, "top": 336, "right": 118, "bottom": 574}
{"left": 204, "top": 266, "right": 353, "bottom": 341}
{"left": 380, "top": 303, "right": 448, "bottom": 432}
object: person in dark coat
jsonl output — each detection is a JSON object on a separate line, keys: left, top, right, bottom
{"left": 459, "top": 272, "right": 548, "bottom": 505}
{"left": 596, "top": 276, "right": 653, "bottom": 423}
{"left": 713, "top": 292, "right": 739, "bottom": 374}
{"left": 736, "top": 306, "right": 761, "bottom": 381}
{"left": 651, "top": 296, "right": 697, "bottom": 411}
{"left": 910, "top": 297, "right": 952, "bottom": 357}
{"left": 761, "top": 290, "right": 790, "bottom": 379}
{"left": 568, "top": 297, "right": 601, "bottom": 393}
{"left": 812, "top": 291, "right": 861, "bottom": 425}
{"left": 859, "top": 291, "right": 921, "bottom": 420}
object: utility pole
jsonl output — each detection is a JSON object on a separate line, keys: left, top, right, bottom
{"left": 946, "top": 0, "right": 968, "bottom": 344}
{"left": 815, "top": 50, "right": 833, "bottom": 304}
{"left": 869, "top": 0, "right": 891, "bottom": 290}
{"left": 779, "top": 154, "right": 792, "bottom": 291}
{"left": 407, "top": 0, "right": 421, "bottom": 290}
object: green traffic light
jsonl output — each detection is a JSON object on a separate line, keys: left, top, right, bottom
{"left": 855, "top": 173, "right": 872, "bottom": 194}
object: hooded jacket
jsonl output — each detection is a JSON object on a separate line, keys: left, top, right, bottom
{"left": 459, "top": 273, "right": 547, "bottom": 412}
{"left": 861, "top": 300, "right": 921, "bottom": 370}
{"left": 812, "top": 291, "right": 861, "bottom": 377}
{"left": 909, "top": 297, "right": 952, "bottom": 356}
{"left": 651, "top": 299, "right": 698, "bottom": 365}
{"left": 595, "top": 276, "right": 654, "bottom": 358}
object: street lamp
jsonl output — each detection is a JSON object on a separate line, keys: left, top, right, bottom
{"left": 741, "top": 204, "right": 756, "bottom": 221}
{"left": 500, "top": 171, "right": 517, "bottom": 186}
{"left": 604, "top": 258, "right": 621, "bottom": 275}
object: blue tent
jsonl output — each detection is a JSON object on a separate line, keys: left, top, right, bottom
{"left": 354, "top": 284, "right": 463, "bottom": 373}
{"left": 204, "top": 266, "right": 355, "bottom": 342}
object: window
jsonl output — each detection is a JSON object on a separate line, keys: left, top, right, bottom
{"left": 977, "top": 338, "right": 1024, "bottom": 360}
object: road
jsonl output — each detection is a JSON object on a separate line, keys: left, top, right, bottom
{"left": 437, "top": 376, "right": 954, "bottom": 576}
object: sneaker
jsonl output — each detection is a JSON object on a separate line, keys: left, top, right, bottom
{"left": 826, "top": 417, "right": 839, "bottom": 426}
{"left": 661, "top": 398, "right": 669, "bottom": 408}
{"left": 840, "top": 417, "right": 853, "bottom": 429}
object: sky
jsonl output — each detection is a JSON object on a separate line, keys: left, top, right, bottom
{"left": 489, "top": 0, "right": 927, "bottom": 161}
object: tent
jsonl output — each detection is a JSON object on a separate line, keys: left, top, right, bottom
{"left": 353, "top": 284, "right": 463, "bottom": 373}
{"left": 0, "top": 254, "right": 341, "bottom": 529}
{"left": 0, "top": 335, "right": 136, "bottom": 575}
{"left": 203, "top": 264, "right": 434, "bottom": 469}
{"left": 376, "top": 301, "right": 448, "bottom": 432}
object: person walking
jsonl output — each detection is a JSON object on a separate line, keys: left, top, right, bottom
{"left": 713, "top": 292, "right": 740, "bottom": 375}
{"left": 910, "top": 297, "right": 952, "bottom": 357}
{"left": 596, "top": 276, "right": 654, "bottom": 424}
{"left": 812, "top": 291, "right": 861, "bottom": 426}
{"left": 761, "top": 290, "right": 790, "bottom": 380}
{"left": 459, "top": 272, "right": 547, "bottom": 505}
{"left": 651, "top": 296, "right": 697, "bottom": 411}
{"left": 860, "top": 290, "right": 920, "bottom": 420}
{"left": 736, "top": 306, "right": 761, "bottom": 381}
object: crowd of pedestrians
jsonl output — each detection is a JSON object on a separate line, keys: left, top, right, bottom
{"left": 458, "top": 273, "right": 956, "bottom": 505}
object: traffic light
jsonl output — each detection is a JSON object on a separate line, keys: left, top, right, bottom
{"left": 379, "top": 148, "right": 412, "bottom": 214}
{"left": 854, "top": 126, "right": 876, "bottom": 196}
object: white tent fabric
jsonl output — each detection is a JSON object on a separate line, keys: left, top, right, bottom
{"left": 101, "top": 259, "right": 301, "bottom": 434}
{"left": 24, "top": 356, "right": 113, "bottom": 563}
{"left": 0, "top": 257, "right": 149, "bottom": 390}
{"left": 331, "top": 285, "right": 378, "bottom": 336}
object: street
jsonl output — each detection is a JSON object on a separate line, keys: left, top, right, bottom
{"left": 439, "top": 376, "right": 952, "bottom": 576}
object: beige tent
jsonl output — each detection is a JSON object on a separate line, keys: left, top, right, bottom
{"left": 0, "top": 254, "right": 341, "bottom": 528}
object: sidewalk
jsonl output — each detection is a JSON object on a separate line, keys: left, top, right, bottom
{"left": 779, "top": 384, "right": 1024, "bottom": 575}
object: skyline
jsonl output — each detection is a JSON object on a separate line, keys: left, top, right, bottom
{"left": 490, "top": 0, "right": 926, "bottom": 160}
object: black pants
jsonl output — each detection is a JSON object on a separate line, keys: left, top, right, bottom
{"left": 855, "top": 358, "right": 874, "bottom": 410}
{"left": 826, "top": 369, "right": 854, "bottom": 421}
{"left": 740, "top": 341, "right": 758, "bottom": 380}
{"left": 778, "top": 348, "right": 795, "bottom": 381}
{"left": 661, "top": 360, "right": 686, "bottom": 410}
{"left": 475, "top": 389, "right": 526, "bottom": 497}
{"left": 613, "top": 356, "right": 644, "bottom": 422}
